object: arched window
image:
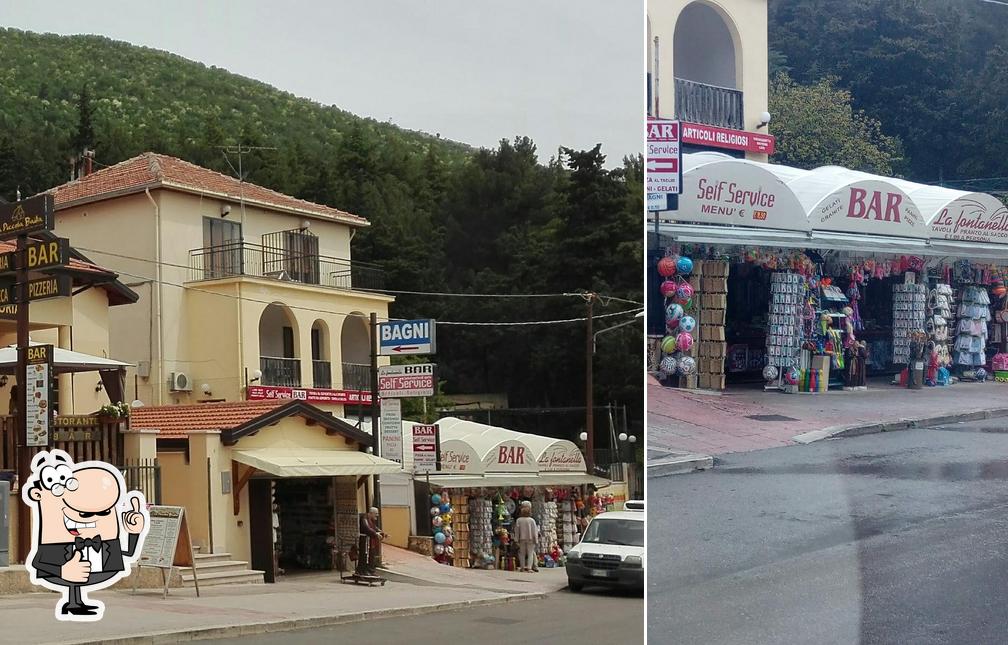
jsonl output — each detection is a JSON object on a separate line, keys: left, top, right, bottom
{"left": 259, "top": 303, "right": 300, "bottom": 387}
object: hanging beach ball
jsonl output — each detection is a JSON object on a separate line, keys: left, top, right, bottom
{"left": 660, "top": 335, "right": 678, "bottom": 354}
{"left": 434, "top": 532, "right": 447, "bottom": 544}
{"left": 657, "top": 256, "right": 678, "bottom": 277}
{"left": 665, "top": 303, "right": 684, "bottom": 323}
{"left": 445, "top": 536, "right": 453, "bottom": 546}
{"left": 676, "top": 332, "right": 694, "bottom": 352}
{"left": 659, "top": 356, "right": 678, "bottom": 376}
{"left": 446, "top": 546, "right": 455, "bottom": 557}
{"left": 676, "top": 282, "right": 694, "bottom": 302}
{"left": 432, "top": 516, "right": 443, "bottom": 527}
{"left": 443, "top": 527, "right": 453, "bottom": 538}
{"left": 433, "top": 544, "right": 445, "bottom": 556}
{"left": 677, "top": 257, "right": 694, "bottom": 275}
{"left": 442, "top": 513, "right": 452, "bottom": 524}
{"left": 678, "top": 356, "right": 697, "bottom": 375}
{"left": 440, "top": 503, "right": 452, "bottom": 513}
{"left": 784, "top": 367, "right": 800, "bottom": 385}
{"left": 430, "top": 507, "right": 441, "bottom": 517}
{"left": 431, "top": 494, "right": 442, "bottom": 506}
{"left": 660, "top": 280, "right": 678, "bottom": 298}
{"left": 762, "top": 365, "right": 779, "bottom": 381}
{"left": 679, "top": 316, "right": 696, "bottom": 333}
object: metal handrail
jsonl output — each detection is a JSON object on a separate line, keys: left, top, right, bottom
{"left": 674, "top": 77, "right": 744, "bottom": 130}
{"left": 189, "top": 241, "right": 384, "bottom": 290}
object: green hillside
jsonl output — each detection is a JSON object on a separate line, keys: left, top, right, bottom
{"left": 0, "top": 28, "right": 643, "bottom": 439}
{"left": 0, "top": 28, "right": 469, "bottom": 198}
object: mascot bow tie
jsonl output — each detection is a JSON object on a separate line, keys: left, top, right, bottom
{"left": 74, "top": 537, "right": 102, "bottom": 552}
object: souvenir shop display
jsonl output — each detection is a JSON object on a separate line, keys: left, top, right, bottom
{"left": 657, "top": 253, "right": 700, "bottom": 388}
{"left": 926, "top": 283, "right": 953, "bottom": 381}
{"left": 892, "top": 282, "right": 926, "bottom": 365}
{"left": 765, "top": 272, "right": 804, "bottom": 390}
{"left": 954, "top": 285, "right": 990, "bottom": 369}
{"left": 430, "top": 493, "right": 454, "bottom": 565}
{"left": 468, "top": 497, "right": 494, "bottom": 569}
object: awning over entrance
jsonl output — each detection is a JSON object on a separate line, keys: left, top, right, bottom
{"left": 233, "top": 446, "right": 402, "bottom": 478}
{"left": 427, "top": 472, "right": 611, "bottom": 489}
{"left": 654, "top": 153, "right": 1008, "bottom": 258}
{"left": 0, "top": 342, "right": 131, "bottom": 374}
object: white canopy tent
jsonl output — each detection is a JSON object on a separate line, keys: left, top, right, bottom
{"left": 0, "top": 343, "right": 132, "bottom": 374}
{"left": 656, "top": 153, "right": 1008, "bottom": 258}
{"left": 0, "top": 342, "right": 132, "bottom": 404}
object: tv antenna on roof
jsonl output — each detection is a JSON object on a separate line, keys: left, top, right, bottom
{"left": 217, "top": 144, "right": 277, "bottom": 225}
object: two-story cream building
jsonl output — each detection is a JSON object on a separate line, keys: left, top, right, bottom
{"left": 49, "top": 152, "right": 393, "bottom": 409}
{"left": 42, "top": 153, "right": 403, "bottom": 582}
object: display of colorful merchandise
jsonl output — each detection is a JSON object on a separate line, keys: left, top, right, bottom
{"left": 892, "top": 282, "right": 927, "bottom": 364}
{"left": 430, "top": 493, "right": 454, "bottom": 565}
{"left": 955, "top": 285, "right": 991, "bottom": 367}
{"left": 468, "top": 497, "right": 494, "bottom": 568}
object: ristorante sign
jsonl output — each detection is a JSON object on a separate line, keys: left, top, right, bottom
{"left": 929, "top": 195, "right": 1008, "bottom": 244}
{"left": 680, "top": 122, "right": 775, "bottom": 155}
{"left": 247, "top": 385, "right": 373, "bottom": 405}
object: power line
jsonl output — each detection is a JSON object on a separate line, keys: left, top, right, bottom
{"left": 73, "top": 245, "right": 640, "bottom": 308}
{"left": 92, "top": 261, "right": 641, "bottom": 327}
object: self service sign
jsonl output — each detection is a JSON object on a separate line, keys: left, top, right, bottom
{"left": 378, "top": 319, "right": 436, "bottom": 356}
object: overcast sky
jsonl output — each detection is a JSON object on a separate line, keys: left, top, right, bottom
{"left": 1, "top": 1, "right": 643, "bottom": 166}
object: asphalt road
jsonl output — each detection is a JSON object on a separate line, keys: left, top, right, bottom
{"left": 648, "top": 419, "right": 1008, "bottom": 645}
{"left": 206, "top": 587, "right": 643, "bottom": 644}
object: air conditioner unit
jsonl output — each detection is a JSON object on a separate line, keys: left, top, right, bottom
{"left": 170, "top": 372, "right": 192, "bottom": 392}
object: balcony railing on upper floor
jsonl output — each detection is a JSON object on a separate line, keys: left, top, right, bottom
{"left": 260, "top": 356, "right": 301, "bottom": 388}
{"left": 189, "top": 242, "right": 385, "bottom": 291}
{"left": 312, "top": 360, "right": 332, "bottom": 389}
{"left": 341, "top": 362, "right": 371, "bottom": 391}
{"left": 674, "top": 77, "right": 744, "bottom": 130}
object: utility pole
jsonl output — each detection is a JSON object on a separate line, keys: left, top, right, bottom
{"left": 584, "top": 293, "right": 597, "bottom": 471}
{"left": 369, "top": 312, "right": 383, "bottom": 561}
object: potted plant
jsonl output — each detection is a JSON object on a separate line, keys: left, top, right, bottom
{"left": 97, "top": 401, "right": 130, "bottom": 421}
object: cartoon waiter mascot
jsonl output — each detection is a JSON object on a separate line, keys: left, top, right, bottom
{"left": 21, "top": 449, "right": 149, "bottom": 621}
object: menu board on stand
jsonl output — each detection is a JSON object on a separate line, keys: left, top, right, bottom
{"left": 21, "top": 344, "right": 52, "bottom": 447}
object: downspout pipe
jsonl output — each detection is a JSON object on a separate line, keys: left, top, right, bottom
{"left": 145, "top": 188, "right": 164, "bottom": 405}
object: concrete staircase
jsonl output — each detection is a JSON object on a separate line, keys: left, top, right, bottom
{"left": 179, "top": 552, "right": 265, "bottom": 587}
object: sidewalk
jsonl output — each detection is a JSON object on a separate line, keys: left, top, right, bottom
{"left": 648, "top": 375, "right": 1008, "bottom": 458}
{"left": 1, "top": 547, "right": 560, "bottom": 645}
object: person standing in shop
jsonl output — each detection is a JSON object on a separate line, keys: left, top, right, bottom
{"left": 514, "top": 503, "right": 539, "bottom": 573}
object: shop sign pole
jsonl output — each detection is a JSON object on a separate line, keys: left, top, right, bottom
{"left": 370, "top": 312, "right": 382, "bottom": 541}
{"left": 0, "top": 194, "right": 57, "bottom": 563}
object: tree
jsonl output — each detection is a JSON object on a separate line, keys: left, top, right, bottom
{"left": 769, "top": 73, "right": 903, "bottom": 175}
{"left": 72, "top": 83, "right": 95, "bottom": 154}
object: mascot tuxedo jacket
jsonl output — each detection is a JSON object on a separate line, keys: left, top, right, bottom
{"left": 32, "top": 533, "right": 140, "bottom": 583}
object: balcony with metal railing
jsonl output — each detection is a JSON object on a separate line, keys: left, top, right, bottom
{"left": 674, "top": 77, "right": 744, "bottom": 130}
{"left": 260, "top": 356, "right": 301, "bottom": 387}
{"left": 189, "top": 241, "right": 384, "bottom": 291}
{"left": 341, "top": 362, "right": 371, "bottom": 391}
{"left": 312, "top": 360, "right": 332, "bottom": 389}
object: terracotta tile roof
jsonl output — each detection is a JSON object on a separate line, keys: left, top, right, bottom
{"left": 130, "top": 400, "right": 287, "bottom": 439}
{"left": 48, "top": 152, "right": 369, "bottom": 227}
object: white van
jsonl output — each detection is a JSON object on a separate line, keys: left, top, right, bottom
{"left": 565, "top": 510, "right": 644, "bottom": 592}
